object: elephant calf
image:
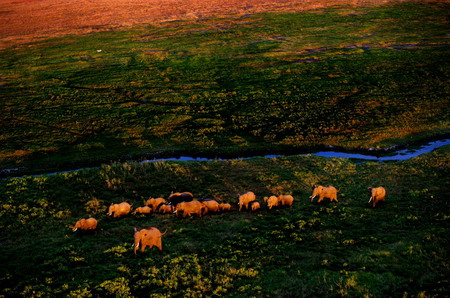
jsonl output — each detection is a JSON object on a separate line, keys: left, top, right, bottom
{"left": 133, "top": 206, "right": 151, "bottom": 215}
{"left": 159, "top": 204, "right": 173, "bottom": 214}
{"left": 251, "top": 201, "right": 261, "bottom": 211}
{"left": 219, "top": 203, "right": 232, "bottom": 212}
{"left": 199, "top": 199, "right": 220, "bottom": 214}
{"left": 264, "top": 196, "right": 279, "bottom": 210}
{"left": 278, "top": 195, "right": 294, "bottom": 207}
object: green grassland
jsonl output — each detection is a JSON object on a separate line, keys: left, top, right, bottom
{"left": 1, "top": 2, "right": 449, "bottom": 176}
{"left": 0, "top": 143, "right": 449, "bottom": 296}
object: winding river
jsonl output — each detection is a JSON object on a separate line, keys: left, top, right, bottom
{"left": 145, "top": 138, "right": 450, "bottom": 163}
{"left": 6, "top": 138, "right": 450, "bottom": 178}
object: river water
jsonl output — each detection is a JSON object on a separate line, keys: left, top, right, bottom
{"left": 6, "top": 138, "right": 450, "bottom": 178}
{"left": 144, "top": 138, "right": 450, "bottom": 163}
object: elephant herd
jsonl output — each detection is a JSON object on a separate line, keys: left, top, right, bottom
{"left": 71, "top": 185, "right": 386, "bottom": 253}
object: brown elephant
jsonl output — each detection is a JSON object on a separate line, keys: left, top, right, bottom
{"left": 278, "top": 195, "right": 294, "bottom": 207}
{"left": 238, "top": 192, "right": 256, "bottom": 211}
{"left": 133, "top": 206, "right": 151, "bottom": 215}
{"left": 72, "top": 217, "right": 97, "bottom": 232}
{"left": 159, "top": 204, "right": 173, "bottom": 214}
{"left": 310, "top": 185, "right": 339, "bottom": 203}
{"left": 108, "top": 202, "right": 132, "bottom": 217}
{"left": 251, "top": 201, "right": 261, "bottom": 211}
{"left": 133, "top": 227, "right": 167, "bottom": 254}
{"left": 263, "top": 196, "right": 279, "bottom": 210}
{"left": 200, "top": 199, "right": 220, "bottom": 214}
{"left": 219, "top": 203, "right": 232, "bottom": 212}
{"left": 174, "top": 200, "right": 206, "bottom": 218}
{"left": 368, "top": 186, "right": 386, "bottom": 208}
{"left": 145, "top": 197, "right": 167, "bottom": 212}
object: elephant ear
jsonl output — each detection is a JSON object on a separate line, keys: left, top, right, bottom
{"left": 312, "top": 184, "right": 317, "bottom": 190}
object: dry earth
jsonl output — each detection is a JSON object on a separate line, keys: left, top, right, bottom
{"left": 2, "top": 0, "right": 446, "bottom": 49}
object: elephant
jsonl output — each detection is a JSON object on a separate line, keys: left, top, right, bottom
{"left": 72, "top": 217, "right": 97, "bottom": 232}
{"left": 278, "top": 195, "right": 294, "bottom": 207}
{"left": 238, "top": 191, "right": 256, "bottom": 211}
{"left": 108, "top": 202, "right": 132, "bottom": 217}
{"left": 310, "top": 184, "right": 339, "bottom": 203}
{"left": 133, "top": 227, "right": 167, "bottom": 254}
{"left": 250, "top": 201, "right": 261, "bottom": 211}
{"left": 263, "top": 196, "right": 279, "bottom": 210}
{"left": 219, "top": 203, "right": 232, "bottom": 212}
{"left": 133, "top": 206, "right": 151, "bottom": 215}
{"left": 145, "top": 197, "right": 167, "bottom": 212}
{"left": 174, "top": 200, "right": 206, "bottom": 218}
{"left": 198, "top": 199, "right": 220, "bottom": 214}
{"left": 368, "top": 186, "right": 386, "bottom": 208}
{"left": 168, "top": 192, "right": 194, "bottom": 207}
{"left": 159, "top": 204, "right": 173, "bottom": 214}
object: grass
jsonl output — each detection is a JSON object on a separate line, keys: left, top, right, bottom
{"left": 0, "top": 144, "right": 449, "bottom": 296}
{"left": 1, "top": 2, "right": 449, "bottom": 176}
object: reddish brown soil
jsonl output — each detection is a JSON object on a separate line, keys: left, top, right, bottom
{"left": 0, "top": 0, "right": 447, "bottom": 49}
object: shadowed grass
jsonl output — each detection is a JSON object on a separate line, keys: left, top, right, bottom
{"left": 0, "top": 145, "right": 449, "bottom": 296}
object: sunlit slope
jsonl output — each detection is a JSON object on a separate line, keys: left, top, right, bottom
{"left": 1, "top": 2, "right": 449, "bottom": 175}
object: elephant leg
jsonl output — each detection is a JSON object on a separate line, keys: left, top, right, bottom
{"left": 141, "top": 244, "right": 147, "bottom": 253}
{"left": 317, "top": 196, "right": 323, "bottom": 203}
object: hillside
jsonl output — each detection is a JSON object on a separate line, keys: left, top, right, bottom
{"left": 1, "top": 2, "right": 449, "bottom": 176}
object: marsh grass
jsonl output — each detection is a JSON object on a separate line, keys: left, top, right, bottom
{"left": 1, "top": 2, "right": 449, "bottom": 176}
{"left": 0, "top": 145, "right": 449, "bottom": 296}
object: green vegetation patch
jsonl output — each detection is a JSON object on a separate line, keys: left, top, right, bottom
{"left": 0, "top": 145, "right": 449, "bottom": 296}
{"left": 1, "top": 2, "right": 449, "bottom": 175}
